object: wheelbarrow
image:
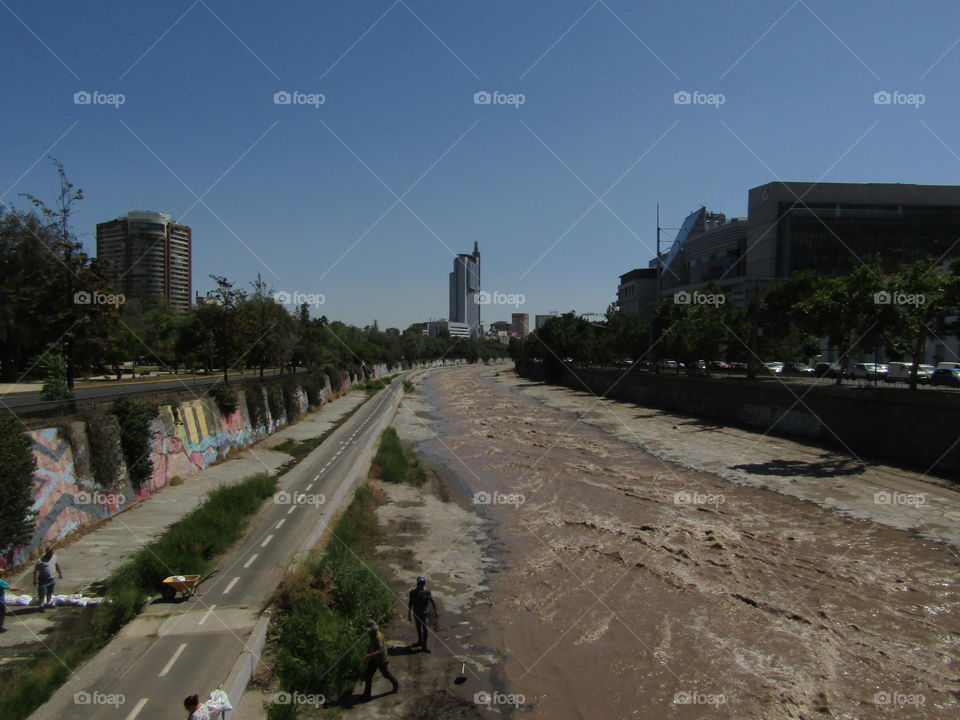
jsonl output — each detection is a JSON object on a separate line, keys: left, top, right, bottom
{"left": 160, "top": 575, "right": 202, "bottom": 601}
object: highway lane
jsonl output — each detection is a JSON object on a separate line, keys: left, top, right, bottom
{"left": 33, "top": 373, "right": 410, "bottom": 720}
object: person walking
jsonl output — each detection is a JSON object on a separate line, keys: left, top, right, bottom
{"left": 361, "top": 620, "right": 398, "bottom": 700}
{"left": 407, "top": 576, "right": 439, "bottom": 653}
{"left": 0, "top": 567, "right": 25, "bottom": 632}
{"left": 33, "top": 547, "right": 63, "bottom": 611}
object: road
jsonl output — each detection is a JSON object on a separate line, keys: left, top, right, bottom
{"left": 1, "top": 368, "right": 305, "bottom": 413}
{"left": 31, "top": 373, "right": 407, "bottom": 720}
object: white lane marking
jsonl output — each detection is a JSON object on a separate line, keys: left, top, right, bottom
{"left": 287, "top": 506, "right": 296, "bottom": 515}
{"left": 305, "top": 483, "right": 314, "bottom": 492}
{"left": 222, "top": 576, "right": 240, "bottom": 595}
{"left": 158, "top": 643, "right": 187, "bottom": 677}
{"left": 125, "top": 698, "right": 148, "bottom": 720}
{"left": 275, "top": 519, "right": 286, "bottom": 529}
{"left": 244, "top": 554, "right": 259, "bottom": 568}
{"left": 198, "top": 604, "right": 216, "bottom": 625}
{"left": 261, "top": 535, "right": 274, "bottom": 548}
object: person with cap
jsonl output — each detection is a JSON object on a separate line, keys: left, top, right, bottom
{"left": 407, "top": 576, "right": 439, "bottom": 653}
{"left": 361, "top": 619, "right": 398, "bottom": 700}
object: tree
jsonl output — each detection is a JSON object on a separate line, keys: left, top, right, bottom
{"left": 0, "top": 415, "right": 37, "bottom": 564}
{"left": 208, "top": 275, "right": 246, "bottom": 384}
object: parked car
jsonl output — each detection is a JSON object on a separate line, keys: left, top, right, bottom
{"left": 763, "top": 361, "right": 784, "bottom": 374}
{"left": 849, "top": 362, "right": 887, "bottom": 380}
{"left": 782, "top": 362, "right": 815, "bottom": 376}
{"left": 655, "top": 359, "right": 680, "bottom": 373}
{"left": 885, "top": 363, "right": 933, "bottom": 384}
{"left": 686, "top": 360, "right": 709, "bottom": 376}
{"left": 709, "top": 360, "right": 732, "bottom": 371}
{"left": 930, "top": 367, "right": 960, "bottom": 387}
{"left": 814, "top": 362, "right": 845, "bottom": 379}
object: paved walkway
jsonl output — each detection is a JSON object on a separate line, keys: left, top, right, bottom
{"left": 0, "top": 389, "right": 368, "bottom": 656}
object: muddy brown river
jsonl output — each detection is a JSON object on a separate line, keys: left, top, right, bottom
{"left": 412, "top": 364, "right": 959, "bottom": 720}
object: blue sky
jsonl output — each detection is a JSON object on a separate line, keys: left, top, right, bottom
{"left": 4, "top": 0, "right": 960, "bottom": 329}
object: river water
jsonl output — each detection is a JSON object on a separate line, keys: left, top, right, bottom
{"left": 414, "top": 364, "right": 959, "bottom": 720}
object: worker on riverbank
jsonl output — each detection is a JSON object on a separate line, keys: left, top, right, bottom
{"left": 33, "top": 547, "right": 63, "bottom": 611}
{"left": 361, "top": 620, "right": 399, "bottom": 700}
{"left": 408, "top": 576, "right": 439, "bottom": 653}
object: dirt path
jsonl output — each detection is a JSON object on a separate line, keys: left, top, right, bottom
{"left": 405, "top": 364, "right": 959, "bottom": 720}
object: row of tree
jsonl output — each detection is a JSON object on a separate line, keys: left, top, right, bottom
{"left": 0, "top": 162, "right": 506, "bottom": 390}
{"left": 510, "top": 260, "right": 960, "bottom": 390}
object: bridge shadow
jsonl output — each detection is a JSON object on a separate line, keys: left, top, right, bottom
{"left": 730, "top": 457, "right": 866, "bottom": 478}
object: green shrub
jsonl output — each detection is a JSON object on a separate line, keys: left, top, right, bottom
{"left": 402, "top": 379, "right": 415, "bottom": 393}
{"left": 0, "top": 414, "right": 36, "bottom": 562}
{"left": 371, "top": 428, "right": 425, "bottom": 486}
{"left": 266, "top": 383, "right": 284, "bottom": 424}
{"left": 281, "top": 377, "right": 300, "bottom": 422}
{"left": 302, "top": 371, "right": 323, "bottom": 407}
{"left": 39, "top": 354, "right": 72, "bottom": 401}
{"left": 79, "top": 410, "right": 124, "bottom": 488}
{"left": 209, "top": 383, "right": 238, "bottom": 416}
{"left": 112, "top": 397, "right": 157, "bottom": 491}
{"left": 245, "top": 385, "right": 268, "bottom": 428}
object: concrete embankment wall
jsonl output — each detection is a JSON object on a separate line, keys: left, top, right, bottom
{"left": 16, "top": 363, "right": 409, "bottom": 565}
{"left": 517, "top": 362, "right": 960, "bottom": 479}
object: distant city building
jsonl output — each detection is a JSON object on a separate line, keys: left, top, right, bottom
{"left": 195, "top": 291, "right": 220, "bottom": 307}
{"left": 428, "top": 320, "right": 471, "bottom": 338}
{"left": 511, "top": 313, "right": 529, "bottom": 339}
{"left": 96, "top": 211, "right": 192, "bottom": 311}
{"left": 534, "top": 313, "right": 559, "bottom": 331}
{"left": 616, "top": 269, "right": 658, "bottom": 321}
{"left": 490, "top": 320, "right": 511, "bottom": 333}
{"left": 385, "top": 327, "right": 401, "bottom": 336}
{"left": 449, "top": 242, "right": 481, "bottom": 338}
{"left": 408, "top": 322, "right": 429, "bottom": 335}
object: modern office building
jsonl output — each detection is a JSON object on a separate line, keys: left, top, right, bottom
{"left": 511, "top": 313, "right": 529, "bottom": 339}
{"left": 427, "top": 320, "right": 471, "bottom": 338}
{"left": 449, "top": 242, "right": 481, "bottom": 338}
{"left": 490, "top": 320, "right": 511, "bottom": 333}
{"left": 97, "top": 211, "right": 192, "bottom": 311}
{"left": 535, "top": 313, "right": 559, "bottom": 330}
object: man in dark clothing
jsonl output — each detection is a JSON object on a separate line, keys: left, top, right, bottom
{"left": 361, "top": 620, "right": 398, "bottom": 700}
{"left": 407, "top": 576, "right": 439, "bottom": 653}
{"left": 0, "top": 567, "right": 24, "bottom": 632}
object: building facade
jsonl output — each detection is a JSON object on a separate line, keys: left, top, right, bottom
{"left": 427, "top": 320, "right": 471, "bottom": 338}
{"left": 511, "top": 313, "right": 529, "bottom": 339}
{"left": 96, "top": 211, "right": 192, "bottom": 311}
{"left": 535, "top": 313, "right": 559, "bottom": 330}
{"left": 449, "top": 242, "right": 481, "bottom": 338}
{"left": 616, "top": 269, "right": 658, "bottom": 320}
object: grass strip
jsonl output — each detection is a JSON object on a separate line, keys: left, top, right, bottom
{"left": 371, "top": 427, "right": 426, "bottom": 486}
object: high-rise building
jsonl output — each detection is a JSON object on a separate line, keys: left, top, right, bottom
{"left": 535, "top": 313, "right": 559, "bottom": 331}
{"left": 449, "top": 242, "right": 481, "bottom": 338}
{"left": 96, "top": 211, "right": 192, "bottom": 311}
{"left": 511, "top": 313, "right": 529, "bottom": 339}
